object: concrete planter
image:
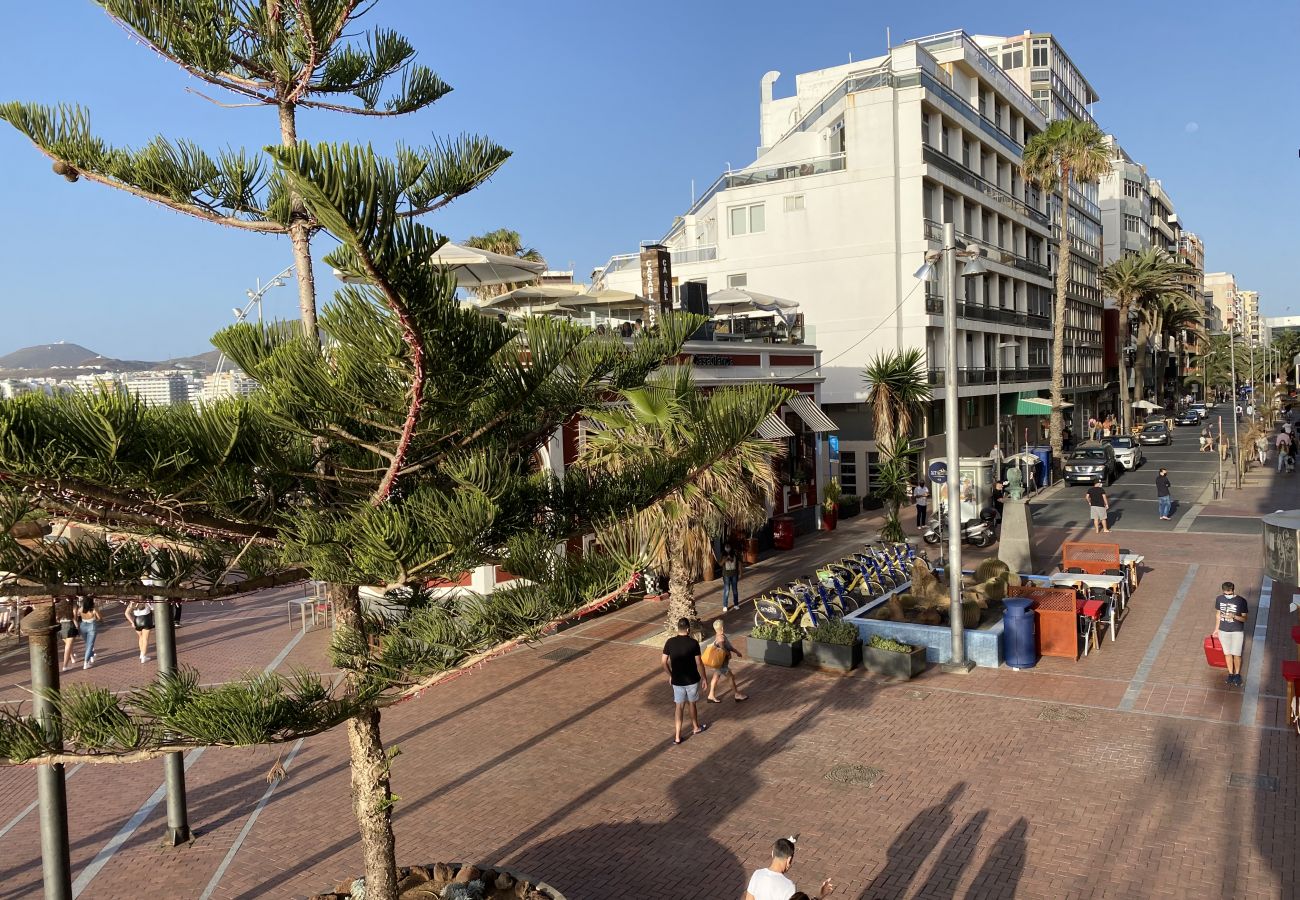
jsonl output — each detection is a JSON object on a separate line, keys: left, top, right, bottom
{"left": 802, "top": 638, "right": 862, "bottom": 673}
{"left": 749, "top": 636, "right": 803, "bottom": 667}
{"left": 863, "top": 644, "right": 927, "bottom": 679}
{"left": 821, "top": 505, "right": 838, "bottom": 531}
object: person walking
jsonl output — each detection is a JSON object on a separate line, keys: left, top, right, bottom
{"left": 912, "top": 481, "right": 930, "bottom": 528}
{"left": 1085, "top": 479, "right": 1111, "bottom": 534}
{"left": 703, "top": 618, "right": 748, "bottom": 703}
{"left": 718, "top": 544, "right": 741, "bottom": 612}
{"left": 1213, "top": 581, "right": 1249, "bottom": 686}
{"left": 1255, "top": 433, "right": 1269, "bottom": 468}
{"left": 56, "top": 597, "right": 79, "bottom": 672}
{"left": 1155, "top": 467, "right": 1173, "bottom": 520}
{"left": 662, "top": 617, "right": 708, "bottom": 745}
{"left": 744, "top": 837, "right": 835, "bottom": 900}
{"left": 125, "top": 600, "right": 154, "bottom": 663}
{"left": 1087, "top": 416, "right": 1099, "bottom": 441}
{"left": 1276, "top": 430, "right": 1292, "bottom": 472}
{"left": 78, "top": 597, "right": 102, "bottom": 669}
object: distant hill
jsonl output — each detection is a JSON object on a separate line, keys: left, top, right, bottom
{"left": 0, "top": 342, "right": 222, "bottom": 379}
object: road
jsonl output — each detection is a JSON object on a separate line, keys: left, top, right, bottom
{"left": 1028, "top": 425, "right": 1237, "bottom": 534}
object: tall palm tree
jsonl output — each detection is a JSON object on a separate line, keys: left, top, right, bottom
{"left": 1021, "top": 119, "right": 1111, "bottom": 461}
{"left": 862, "top": 349, "right": 931, "bottom": 540}
{"left": 464, "top": 228, "right": 545, "bottom": 300}
{"left": 581, "top": 367, "right": 787, "bottom": 628}
{"left": 1153, "top": 293, "right": 1206, "bottom": 399}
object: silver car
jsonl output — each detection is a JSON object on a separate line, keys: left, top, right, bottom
{"left": 1102, "top": 435, "right": 1145, "bottom": 470}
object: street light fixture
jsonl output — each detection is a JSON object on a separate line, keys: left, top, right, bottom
{"left": 915, "top": 222, "right": 988, "bottom": 672}
{"left": 993, "top": 340, "right": 1018, "bottom": 460}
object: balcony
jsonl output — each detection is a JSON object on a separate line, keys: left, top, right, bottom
{"left": 924, "top": 292, "right": 1051, "bottom": 331}
{"left": 923, "top": 146, "right": 1049, "bottom": 227}
{"left": 926, "top": 366, "right": 1051, "bottom": 386}
{"left": 687, "top": 153, "right": 847, "bottom": 216}
{"left": 923, "top": 220, "right": 1051, "bottom": 278}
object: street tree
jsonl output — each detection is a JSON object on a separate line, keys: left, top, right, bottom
{"left": 861, "top": 349, "right": 931, "bottom": 541}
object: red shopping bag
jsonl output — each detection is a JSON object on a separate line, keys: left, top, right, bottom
{"left": 1204, "top": 634, "right": 1227, "bottom": 669}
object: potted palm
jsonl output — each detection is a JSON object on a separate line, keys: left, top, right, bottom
{"left": 748, "top": 621, "right": 804, "bottom": 667}
{"left": 863, "top": 634, "right": 927, "bottom": 679}
{"left": 821, "top": 478, "right": 842, "bottom": 531}
{"left": 802, "top": 619, "right": 862, "bottom": 673}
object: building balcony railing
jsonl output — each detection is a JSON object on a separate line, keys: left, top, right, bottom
{"left": 926, "top": 366, "right": 1051, "bottom": 386}
{"left": 923, "top": 146, "right": 1049, "bottom": 227}
{"left": 924, "top": 292, "right": 1051, "bottom": 331}
{"left": 923, "top": 220, "right": 1050, "bottom": 278}
{"left": 686, "top": 153, "right": 847, "bottom": 216}
{"left": 915, "top": 69, "right": 1026, "bottom": 158}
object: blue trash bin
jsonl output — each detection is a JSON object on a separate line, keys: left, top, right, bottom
{"left": 1002, "top": 597, "right": 1038, "bottom": 669}
{"left": 1028, "top": 445, "right": 1052, "bottom": 488}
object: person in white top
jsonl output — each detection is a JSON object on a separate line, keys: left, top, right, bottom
{"left": 912, "top": 482, "right": 930, "bottom": 528}
{"left": 744, "top": 837, "right": 834, "bottom": 900}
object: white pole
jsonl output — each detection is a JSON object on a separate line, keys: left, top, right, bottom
{"left": 942, "top": 223, "right": 971, "bottom": 671}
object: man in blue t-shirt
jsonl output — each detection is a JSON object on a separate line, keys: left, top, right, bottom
{"left": 1213, "top": 580, "right": 1249, "bottom": 686}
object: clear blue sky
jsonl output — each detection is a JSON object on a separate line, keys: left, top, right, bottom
{"left": 2, "top": 0, "right": 1296, "bottom": 360}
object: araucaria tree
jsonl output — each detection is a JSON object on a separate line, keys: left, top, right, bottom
{"left": 0, "top": 5, "right": 762, "bottom": 899}
{"left": 1021, "top": 119, "right": 1110, "bottom": 464}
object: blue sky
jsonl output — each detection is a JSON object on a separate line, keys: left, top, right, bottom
{"left": 2, "top": 0, "right": 1296, "bottom": 360}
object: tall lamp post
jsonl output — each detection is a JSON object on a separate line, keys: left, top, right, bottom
{"left": 993, "top": 340, "right": 1018, "bottom": 460}
{"left": 914, "top": 222, "right": 986, "bottom": 672}
{"left": 1226, "top": 320, "right": 1242, "bottom": 489}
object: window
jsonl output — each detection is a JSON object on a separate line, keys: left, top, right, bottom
{"left": 783, "top": 194, "right": 805, "bottom": 212}
{"left": 1124, "top": 213, "right": 1143, "bottom": 234}
{"left": 726, "top": 273, "right": 747, "bottom": 288}
{"left": 1123, "top": 178, "right": 1143, "bottom": 199}
{"left": 728, "top": 203, "right": 765, "bottom": 236}
{"left": 840, "top": 450, "right": 857, "bottom": 496}
{"left": 1031, "top": 39, "right": 1048, "bottom": 67}
{"left": 921, "top": 115, "right": 930, "bottom": 146}
{"left": 1032, "top": 88, "right": 1049, "bottom": 115}
{"left": 1000, "top": 48, "right": 1023, "bottom": 69}
{"left": 865, "top": 451, "right": 882, "bottom": 496}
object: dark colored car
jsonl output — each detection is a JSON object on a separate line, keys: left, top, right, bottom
{"left": 1062, "top": 442, "right": 1120, "bottom": 486}
{"left": 1138, "top": 422, "right": 1172, "bottom": 445}
{"left": 1175, "top": 410, "right": 1201, "bottom": 426}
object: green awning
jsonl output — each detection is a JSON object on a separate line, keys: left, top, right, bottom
{"left": 1013, "top": 393, "right": 1073, "bottom": 415}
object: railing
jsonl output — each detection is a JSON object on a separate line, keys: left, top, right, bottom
{"left": 923, "top": 146, "right": 1049, "bottom": 226}
{"left": 782, "top": 65, "right": 894, "bottom": 139}
{"left": 670, "top": 246, "right": 717, "bottom": 265}
{"left": 926, "top": 366, "right": 1051, "bottom": 386}
{"left": 686, "top": 153, "right": 847, "bottom": 216}
{"left": 596, "top": 245, "right": 718, "bottom": 281}
{"left": 918, "top": 70, "right": 1024, "bottom": 158}
{"left": 923, "top": 292, "right": 1051, "bottom": 331}
{"left": 922, "top": 219, "right": 1051, "bottom": 278}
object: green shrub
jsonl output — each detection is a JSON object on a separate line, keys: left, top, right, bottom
{"left": 750, "top": 621, "right": 803, "bottom": 644}
{"left": 839, "top": 495, "right": 861, "bottom": 518}
{"left": 868, "top": 634, "right": 916, "bottom": 653}
{"left": 806, "top": 619, "right": 859, "bottom": 646}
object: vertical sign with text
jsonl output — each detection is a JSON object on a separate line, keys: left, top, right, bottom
{"left": 639, "top": 244, "right": 673, "bottom": 329}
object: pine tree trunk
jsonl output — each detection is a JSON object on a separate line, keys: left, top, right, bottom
{"left": 664, "top": 529, "right": 697, "bottom": 631}
{"left": 329, "top": 582, "right": 399, "bottom": 900}
{"left": 277, "top": 102, "right": 320, "bottom": 341}
{"left": 1049, "top": 178, "right": 1071, "bottom": 469}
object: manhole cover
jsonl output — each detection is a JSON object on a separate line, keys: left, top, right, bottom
{"left": 905, "top": 690, "right": 931, "bottom": 701}
{"left": 1038, "top": 705, "right": 1088, "bottom": 723}
{"left": 1228, "top": 773, "right": 1278, "bottom": 792}
{"left": 824, "top": 764, "right": 884, "bottom": 788}
{"left": 538, "top": 646, "right": 589, "bottom": 662}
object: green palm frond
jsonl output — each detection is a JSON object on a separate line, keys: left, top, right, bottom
{"left": 862, "top": 348, "right": 931, "bottom": 445}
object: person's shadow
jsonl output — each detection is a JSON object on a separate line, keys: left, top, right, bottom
{"left": 963, "top": 817, "right": 1028, "bottom": 899}
{"left": 857, "top": 782, "right": 966, "bottom": 899}
{"left": 911, "top": 809, "right": 987, "bottom": 900}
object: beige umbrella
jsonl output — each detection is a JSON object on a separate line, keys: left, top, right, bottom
{"left": 480, "top": 284, "right": 587, "bottom": 310}
{"left": 333, "top": 240, "right": 545, "bottom": 290}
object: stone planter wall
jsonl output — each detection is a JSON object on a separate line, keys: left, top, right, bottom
{"left": 863, "top": 644, "right": 926, "bottom": 679}
{"left": 843, "top": 585, "right": 1005, "bottom": 668}
{"left": 748, "top": 636, "right": 803, "bottom": 667}
{"left": 802, "top": 638, "right": 862, "bottom": 673}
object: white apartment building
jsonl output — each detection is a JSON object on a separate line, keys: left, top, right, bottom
{"left": 976, "top": 31, "right": 1105, "bottom": 424}
{"left": 123, "top": 373, "right": 190, "bottom": 407}
{"left": 198, "top": 370, "right": 259, "bottom": 404}
{"left": 1204, "top": 272, "right": 1241, "bottom": 336}
{"left": 1099, "top": 137, "right": 1152, "bottom": 264}
{"left": 597, "top": 31, "right": 1056, "bottom": 488}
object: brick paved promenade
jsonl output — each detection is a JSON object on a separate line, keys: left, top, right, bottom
{"left": 0, "top": 464, "right": 1296, "bottom": 899}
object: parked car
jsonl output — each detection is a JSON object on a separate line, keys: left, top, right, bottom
{"left": 1175, "top": 410, "right": 1201, "bottom": 426}
{"left": 1188, "top": 403, "right": 1209, "bottom": 420}
{"left": 1062, "top": 442, "right": 1120, "bottom": 486}
{"left": 1102, "top": 435, "right": 1145, "bottom": 470}
{"left": 1138, "top": 422, "right": 1172, "bottom": 445}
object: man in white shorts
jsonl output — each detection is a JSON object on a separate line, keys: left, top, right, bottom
{"left": 662, "top": 618, "right": 708, "bottom": 745}
{"left": 1213, "top": 581, "right": 1249, "bottom": 686}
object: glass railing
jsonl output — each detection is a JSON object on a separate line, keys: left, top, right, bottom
{"left": 922, "top": 219, "right": 1051, "bottom": 278}
{"left": 923, "top": 292, "right": 1051, "bottom": 331}
{"left": 686, "top": 154, "right": 847, "bottom": 216}
{"left": 783, "top": 66, "right": 893, "bottom": 139}
{"left": 926, "top": 366, "right": 1051, "bottom": 386}
{"left": 671, "top": 246, "right": 717, "bottom": 265}
{"left": 923, "top": 147, "right": 1049, "bottom": 226}
{"left": 918, "top": 70, "right": 1023, "bottom": 157}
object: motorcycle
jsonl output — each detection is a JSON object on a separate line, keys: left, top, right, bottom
{"left": 921, "top": 509, "right": 997, "bottom": 548}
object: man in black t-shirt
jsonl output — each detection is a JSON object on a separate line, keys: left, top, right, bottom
{"left": 1213, "top": 581, "right": 1250, "bottom": 686}
{"left": 1084, "top": 480, "right": 1110, "bottom": 533}
{"left": 662, "top": 617, "right": 709, "bottom": 745}
{"left": 1155, "top": 468, "right": 1173, "bottom": 520}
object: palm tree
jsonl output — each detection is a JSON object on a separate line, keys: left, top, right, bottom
{"left": 1021, "top": 119, "right": 1111, "bottom": 460}
{"left": 862, "top": 349, "right": 932, "bottom": 540}
{"left": 464, "top": 228, "right": 545, "bottom": 300}
{"left": 581, "top": 367, "right": 787, "bottom": 628}
{"left": 1153, "top": 293, "right": 1206, "bottom": 399}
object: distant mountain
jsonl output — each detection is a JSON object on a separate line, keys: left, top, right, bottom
{"left": 0, "top": 342, "right": 221, "bottom": 379}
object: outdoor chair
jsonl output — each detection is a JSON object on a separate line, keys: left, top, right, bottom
{"left": 1078, "top": 601, "right": 1102, "bottom": 657}
{"left": 1065, "top": 566, "right": 1085, "bottom": 574}
{"left": 1102, "top": 569, "right": 1128, "bottom": 612}
{"left": 1282, "top": 660, "right": 1300, "bottom": 735}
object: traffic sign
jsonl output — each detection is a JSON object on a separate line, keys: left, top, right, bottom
{"left": 928, "top": 461, "right": 947, "bottom": 485}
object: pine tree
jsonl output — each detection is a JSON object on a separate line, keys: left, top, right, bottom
{"left": 0, "top": 5, "right": 788, "bottom": 898}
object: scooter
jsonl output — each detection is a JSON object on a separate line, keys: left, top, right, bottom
{"left": 921, "top": 509, "right": 997, "bottom": 548}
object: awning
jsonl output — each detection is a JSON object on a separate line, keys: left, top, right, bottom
{"left": 1015, "top": 393, "right": 1073, "bottom": 416}
{"left": 757, "top": 413, "right": 795, "bottom": 440}
{"left": 786, "top": 394, "right": 838, "bottom": 432}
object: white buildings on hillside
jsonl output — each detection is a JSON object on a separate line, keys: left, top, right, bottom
{"left": 597, "top": 30, "right": 1059, "bottom": 483}
{"left": 123, "top": 373, "right": 190, "bottom": 407}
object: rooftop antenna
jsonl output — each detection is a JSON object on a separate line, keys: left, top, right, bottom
{"left": 886, "top": 26, "right": 891, "bottom": 49}
{"left": 214, "top": 264, "right": 295, "bottom": 377}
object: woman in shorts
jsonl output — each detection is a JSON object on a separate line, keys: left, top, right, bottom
{"left": 56, "top": 598, "right": 79, "bottom": 671}
{"left": 703, "top": 618, "right": 748, "bottom": 703}
{"left": 79, "top": 597, "right": 102, "bottom": 669}
{"left": 125, "top": 600, "right": 154, "bottom": 663}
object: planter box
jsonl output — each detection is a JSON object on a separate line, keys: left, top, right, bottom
{"left": 863, "top": 644, "right": 927, "bottom": 679}
{"left": 741, "top": 538, "right": 760, "bottom": 565}
{"left": 862, "top": 495, "right": 885, "bottom": 511}
{"left": 802, "top": 638, "right": 862, "bottom": 673}
{"left": 748, "top": 636, "right": 803, "bottom": 667}
{"left": 821, "top": 507, "right": 838, "bottom": 531}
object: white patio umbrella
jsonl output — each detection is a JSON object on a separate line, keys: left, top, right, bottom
{"left": 704, "top": 287, "right": 800, "bottom": 324}
{"left": 332, "top": 240, "right": 545, "bottom": 290}
{"left": 480, "top": 284, "right": 586, "bottom": 311}
{"left": 1132, "top": 399, "right": 1161, "bottom": 411}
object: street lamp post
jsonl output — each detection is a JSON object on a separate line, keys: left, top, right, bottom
{"left": 1227, "top": 320, "right": 1241, "bottom": 488}
{"left": 993, "top": 341, "right": 1017, "bottom": 460}
{"left": 915, "top": 223, "right": 985, "bottom": 672}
